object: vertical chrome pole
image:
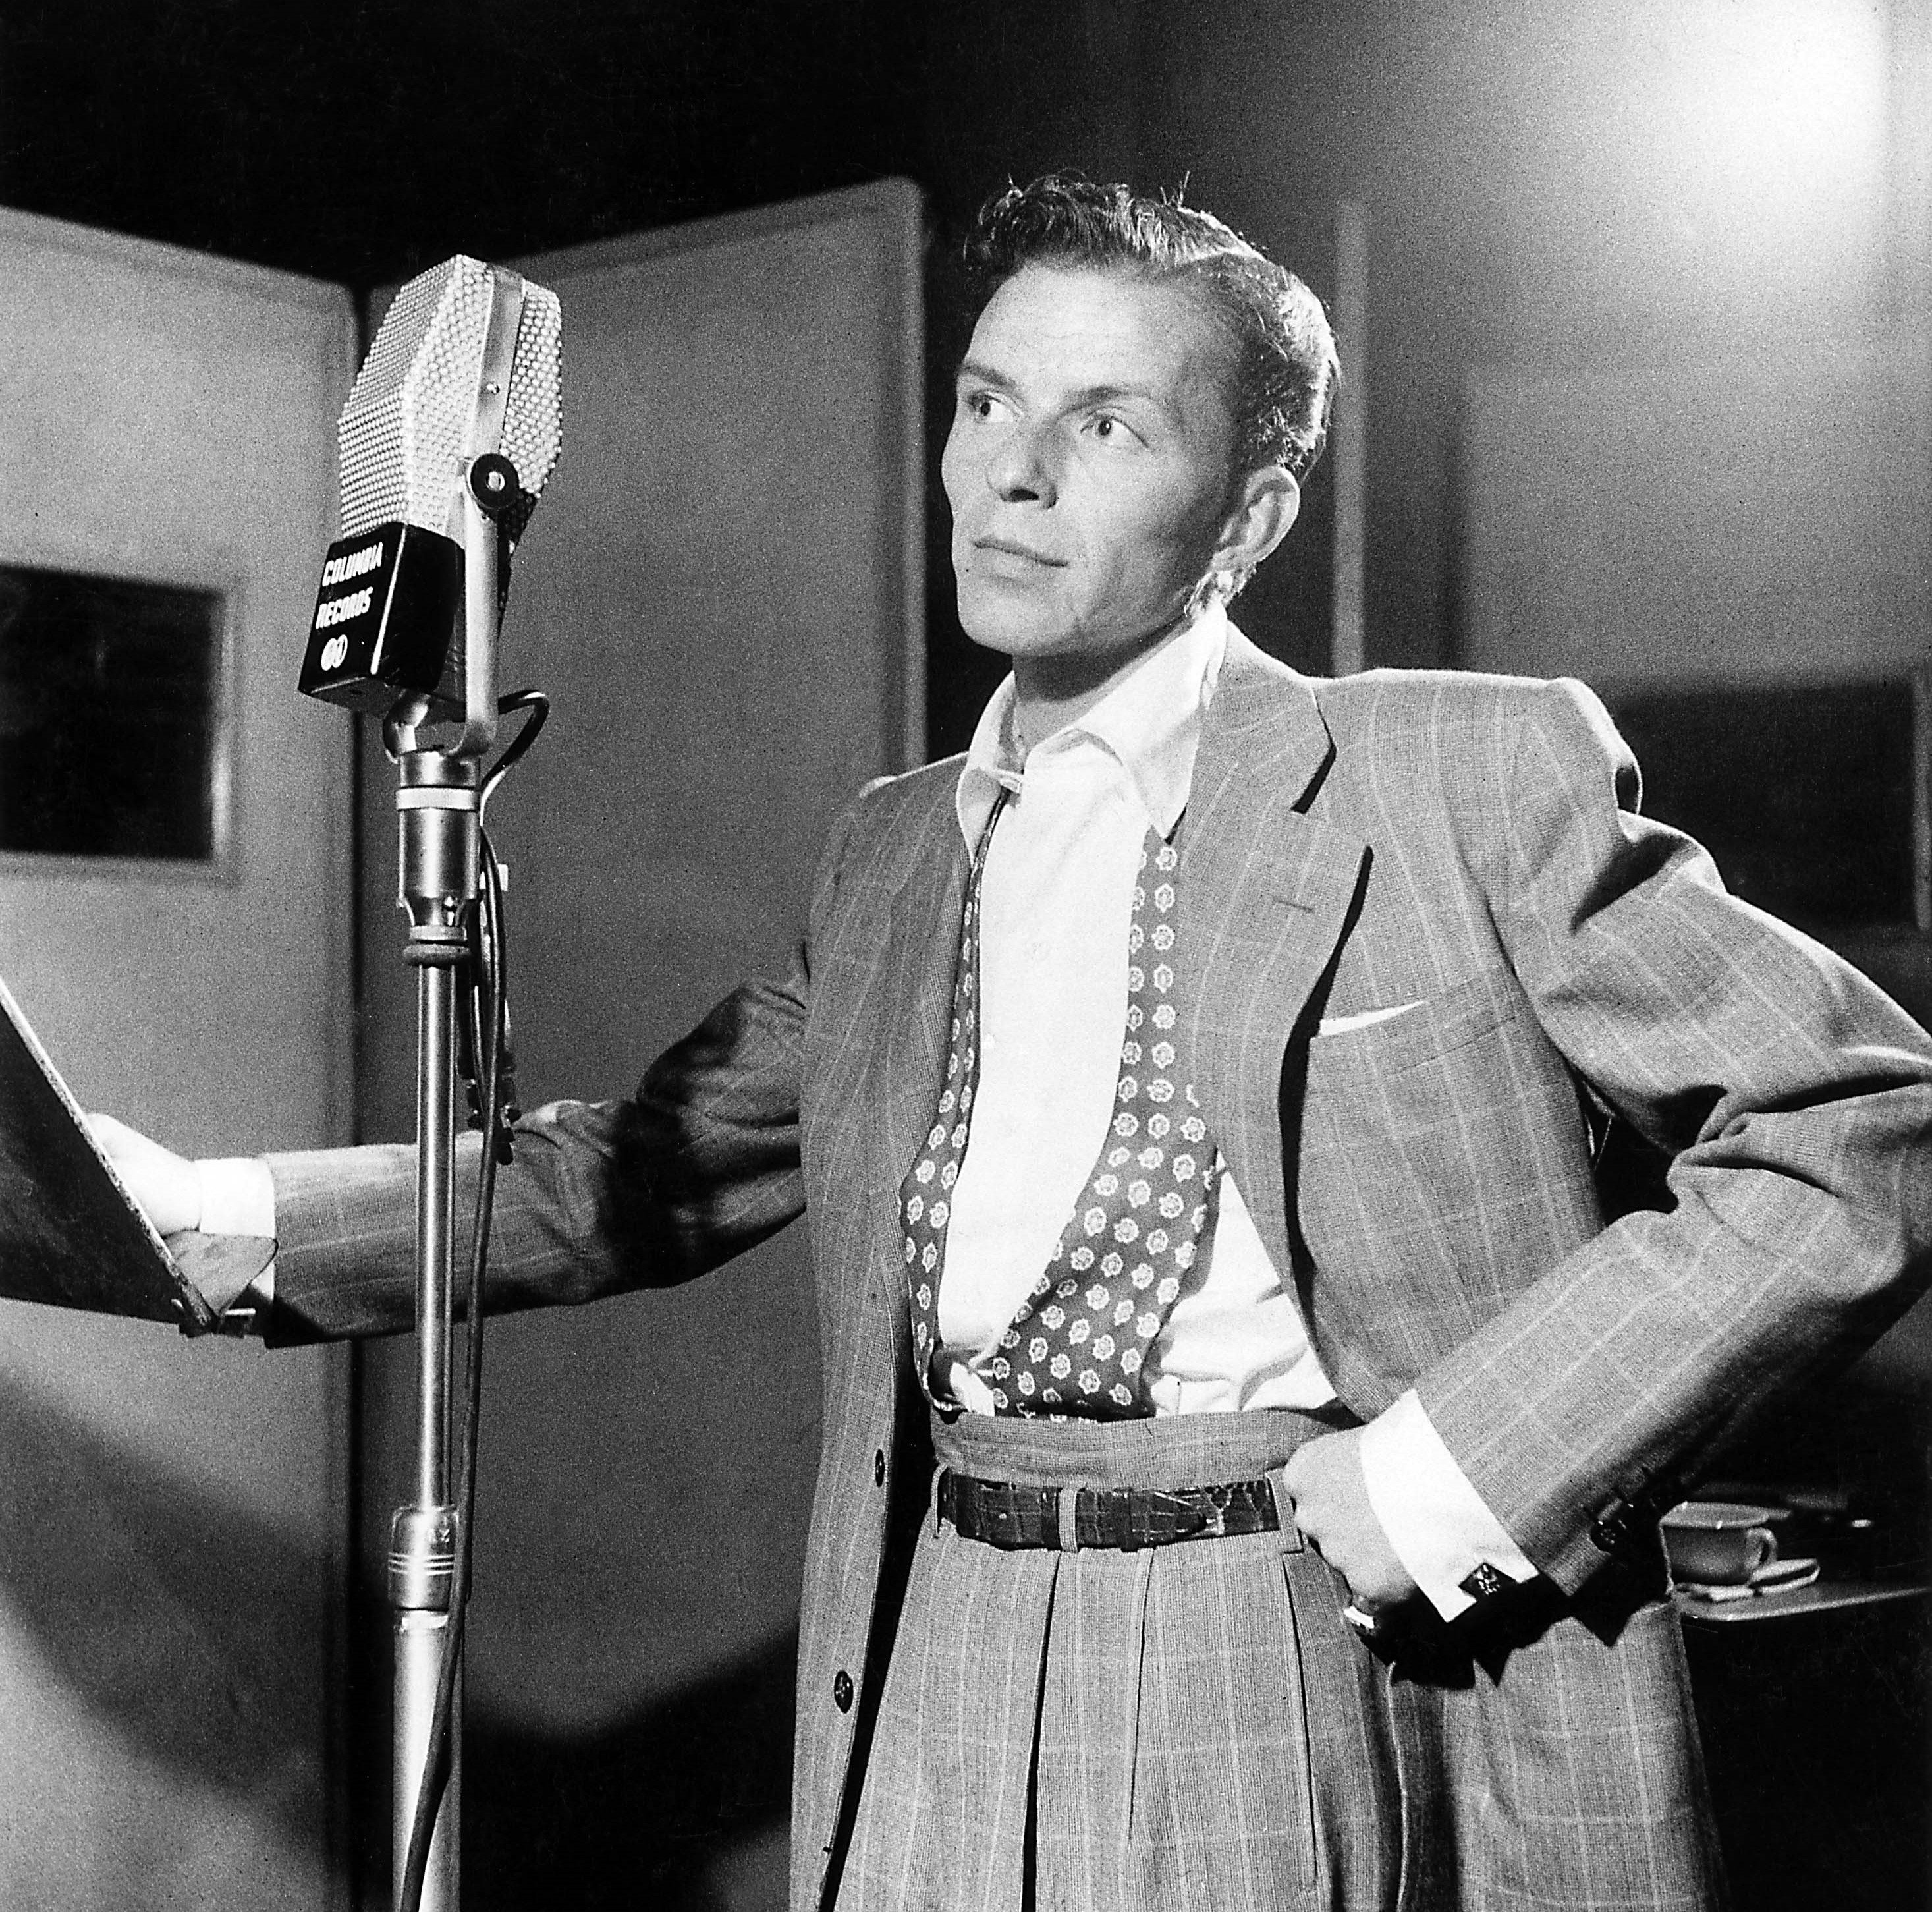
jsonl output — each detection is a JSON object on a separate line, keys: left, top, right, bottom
{"left": 389, "top": 759, "right": 477, "bottom": 1912}
{"left": 390, "top": 953, "right": 460, "bottom": 1909}
{"left": 415, "top": 961, "right": 454, "bottom": 1511}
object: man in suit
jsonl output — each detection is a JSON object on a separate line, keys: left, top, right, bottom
{"left": 104, "top": 175, "right": 1932, "bottom": 1910}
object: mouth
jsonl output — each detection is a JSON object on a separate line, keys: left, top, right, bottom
{"left": 971, "top": 535, "right": 1066, "bottom": 568}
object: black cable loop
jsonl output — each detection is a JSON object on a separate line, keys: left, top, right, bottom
{"left": 481, "top": 689, "right": 549, "bottom": 818}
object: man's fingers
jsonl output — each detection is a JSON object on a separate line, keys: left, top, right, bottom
{"left": 1283, "top": 1428, "right": 1420, "bottom": 1612}
{"left": 85, "top": 1111, "right": 138, "bottom": 1152}
{"left": 86, "top": 1113, "right": 203, "bottom": 1237}
{"left": 1281, "top": 1432, "right": 1344, "bottom": 1536}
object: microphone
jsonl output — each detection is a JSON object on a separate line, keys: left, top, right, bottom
{"left": 306, "top": 262, "right": 565, "bottom": 1912}
{"left": 299, "top": 256, "right": 562, "bottom": 719}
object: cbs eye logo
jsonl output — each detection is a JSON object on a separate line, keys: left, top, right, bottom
{"left": 312, "top": 580, "right": 373, "bottom": 671}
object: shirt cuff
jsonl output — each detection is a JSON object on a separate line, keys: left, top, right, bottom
{"left": 192, "top": 1156, "right": 275, "bottom": 1236}
{"left": 190, "top": 1156, "right": 278, "bottom": 1317}
{"left": 1358, "top": 1388, "right": 1539, "bottom": 1620}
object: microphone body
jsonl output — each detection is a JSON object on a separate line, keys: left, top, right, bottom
{"left": 300, "top": 256, "right": 561, "bottom": 717}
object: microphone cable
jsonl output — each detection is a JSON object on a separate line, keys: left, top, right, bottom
{"left": 398, "top": 687, "right": 548, "bottom": 1912}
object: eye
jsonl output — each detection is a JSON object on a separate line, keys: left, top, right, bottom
{"left": 958, "top": 388, "right": 1005, "bottom": 423}
{"left": 1087, "top": 413, "right": 1139, "bottom": 446}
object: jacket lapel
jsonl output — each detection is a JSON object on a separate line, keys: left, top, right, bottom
{"left": 1182, "top": 634, "right": 1369, "bottom": 1268}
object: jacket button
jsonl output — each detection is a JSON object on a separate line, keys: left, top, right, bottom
{"left": 873, "top": 1448, "right": 886, "bottom": 1486}
{"left": 833, "top": 1670, "right": 854, "bottom": 1713}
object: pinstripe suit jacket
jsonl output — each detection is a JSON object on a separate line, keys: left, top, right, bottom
{"left": 271, "top": 633, "right": 1932, "bottom": 1909}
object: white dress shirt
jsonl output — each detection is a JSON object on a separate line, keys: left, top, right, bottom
{"left": 938, "top": 611, "right": 1331, "bottom": 1415}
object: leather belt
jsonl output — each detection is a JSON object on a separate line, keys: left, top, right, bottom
{"left": 937, "top": 1469, "right": 1295, "bottom": 1552}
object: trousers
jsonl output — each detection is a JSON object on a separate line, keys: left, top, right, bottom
{"left": 832, "top": 1406, "right": 1723, "bottom": 1912}
{"left": 835, "top": 1405, "right": 1408, "bottom": 1911}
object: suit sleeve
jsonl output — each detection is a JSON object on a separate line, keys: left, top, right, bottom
{"left": 1414, "top": 677, "right": 1932, "bottom": 1592}
{"left": 264, "top": 789, "right": 874, "bottom": 1344}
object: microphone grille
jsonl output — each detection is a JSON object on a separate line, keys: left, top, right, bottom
{"left": 338, "top": 258, "right": 561, "bottom": 545}
{"left": 497, "top": 282, "right": 562, "bottom": 549}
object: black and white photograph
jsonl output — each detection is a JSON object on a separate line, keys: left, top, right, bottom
{"left": 0, "top": 5, "right": 1927, "bottom": 1909}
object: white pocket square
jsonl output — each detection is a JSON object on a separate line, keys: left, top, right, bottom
{"left": 1316, "top": 1001, "right": 1423, "bottom": 1036}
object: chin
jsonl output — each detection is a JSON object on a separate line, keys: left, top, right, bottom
{"left": 954, "top": 591, "right": 1065, "bottom": 659}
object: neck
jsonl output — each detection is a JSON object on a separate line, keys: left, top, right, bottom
{"left": 1008, "top": 611, "right": 1203, "bottom": 758}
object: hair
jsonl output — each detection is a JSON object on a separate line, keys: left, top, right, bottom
{"left": 962, "top": 173, "right": 1340, "bottom": 488}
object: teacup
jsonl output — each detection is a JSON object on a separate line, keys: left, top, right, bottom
{"left": 1661, "top": 1500, "right": 1782, "bottom": 1585}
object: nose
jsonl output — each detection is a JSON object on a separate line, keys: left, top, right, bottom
{"left": 984, "top": 422, "right": 1056, "bottom": 507}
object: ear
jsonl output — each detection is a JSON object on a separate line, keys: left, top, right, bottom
{"left": 1213, "top": 465, "right": 1301, "bottom": 582}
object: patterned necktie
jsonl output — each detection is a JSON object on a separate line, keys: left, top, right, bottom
{"left": 900, "top": 793, "right": 1005, "bottom": 1404}
{"left": 899, "top": 806, "right": 1221, "bottom": 1420}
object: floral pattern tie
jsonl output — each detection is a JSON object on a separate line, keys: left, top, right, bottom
{"left": 900, "top": 794, "right": 1004, "bottom": 1405}
{"left": 899, "top": 808, "right": 1221, "bottom": 1420}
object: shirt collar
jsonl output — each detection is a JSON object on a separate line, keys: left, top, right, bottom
{"left": 955, "top": 604, "right": 1230, "bottom": 848}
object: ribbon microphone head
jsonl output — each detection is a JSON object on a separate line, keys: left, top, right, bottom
{"left": 300, "top": 256, "right": 562, "bottom": 717}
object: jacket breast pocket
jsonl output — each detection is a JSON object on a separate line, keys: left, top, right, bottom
{"left": 1308, "top": 965, "right": 1520, "bottom": 1088}
{"left": 1296, "top": 962, "right": 1603, "bottom": 1363}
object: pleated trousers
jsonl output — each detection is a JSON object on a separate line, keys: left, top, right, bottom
{"left": 833, "top": 1408, "right": 1723, "bottom": 1912}
{"left": 836, "top": 1407, "right": 1400, "bottom": 1911}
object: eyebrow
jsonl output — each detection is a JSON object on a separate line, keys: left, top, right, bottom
{"left": 954, "top": 356, "right": 1015, "bottom": 393}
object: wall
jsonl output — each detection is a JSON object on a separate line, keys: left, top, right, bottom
{"left": 0, "top": 213, "right": 356, "bottom": 1909}
{"left": 1462, "top": 337, "right": 1932, "bottom": 687}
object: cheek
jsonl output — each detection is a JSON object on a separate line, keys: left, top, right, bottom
{"left": 939, "top": 438, "right": 968, "bottom": 515}
{"left": 941, "top": 415, "right": 990, "bottom": 513}
{"left": 1149, "top": 487, "right": 1232, "bottom": 577}
{"left": 1093, "top": 497, "right": 1213, "bottom": 590}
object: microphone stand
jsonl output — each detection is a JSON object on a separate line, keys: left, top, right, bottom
{"left": 381, "top": 449, "right": 519, "bottom": 1912}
